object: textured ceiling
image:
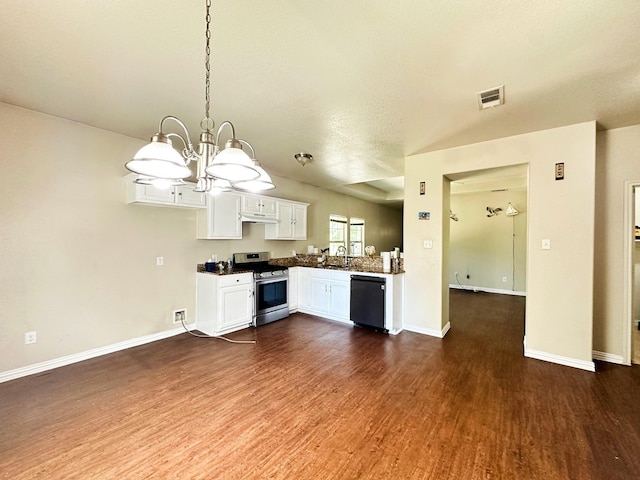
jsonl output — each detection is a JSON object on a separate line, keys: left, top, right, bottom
{"left": 1, "top": 0, "right": 639, "bottom": 206}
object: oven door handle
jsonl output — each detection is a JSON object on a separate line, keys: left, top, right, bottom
{"left": 255, "top": 276, "right": 289, "bottom": 286}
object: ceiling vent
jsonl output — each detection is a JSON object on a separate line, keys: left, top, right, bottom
{"left": 477, "top": 85, "right": 504, "bottom": 110}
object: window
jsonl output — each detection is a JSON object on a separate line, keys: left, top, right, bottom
{"left": 349, "top": 217, "right": 365, "bottom": 256}
{"left": 329, "top": 215, "right": 347, "bottom": 255}
{"left": 329, "top": 215, "right": 365, "bottom": 256}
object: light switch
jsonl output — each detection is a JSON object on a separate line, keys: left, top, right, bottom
{"left": 156, "top": 256, "right": 164, "bottom": 265}
{"left": 424, "top": 240, "right": 433, "bottom": 249}
{"left": 541, "top": 239, "right": 551, "bottom": 250}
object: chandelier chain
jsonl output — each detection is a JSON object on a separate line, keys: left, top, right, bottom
{"left": 204, "top": 0, "right": 212, "bottom": 129}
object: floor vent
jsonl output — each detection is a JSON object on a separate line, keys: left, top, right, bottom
{"left": 477, "top": 85, "right": 504, "bottom": 110}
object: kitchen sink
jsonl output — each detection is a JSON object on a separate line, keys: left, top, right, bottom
{"left": 322, "top": 264, "right": 349, "bottom": 270}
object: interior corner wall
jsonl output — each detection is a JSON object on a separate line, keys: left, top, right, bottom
{"left": 404, "top": 122, "right": 596, "bottom": 368}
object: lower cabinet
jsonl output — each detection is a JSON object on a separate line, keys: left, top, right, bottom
{"left": 288, "top": 267, "right": 298, "bottom": 312}
{"left": 296, "top": 268, "right": 350, "bottom": 323}
{"left": 196, "top": 272, "right": 253, "bottom": 336}
{"left": 328, "top": 272, "right": 350, "bottom": 320}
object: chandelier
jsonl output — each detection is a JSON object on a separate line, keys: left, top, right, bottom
{"left": 125, "top": 0, "right": 275, "bottom": 193}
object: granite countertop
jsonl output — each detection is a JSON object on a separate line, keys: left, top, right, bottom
{"left": 296, "top": 264, "right": 405, "bottom": 275}
{"left": 269, "top": 254, "right": 405, "bottom": 275}
{"left": 197, "top": 254, "right": 404, "bottom": 275}
{"left": 196, "top": 264, "right": 253, "bottom": 276}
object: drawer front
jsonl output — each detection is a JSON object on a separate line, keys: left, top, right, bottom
{"left": 218, "top": 272, "right": 253, "bottom": 287}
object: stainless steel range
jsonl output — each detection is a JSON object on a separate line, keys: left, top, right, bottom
{"left": 232, "top": 252, "right": 289, "bottom": 327}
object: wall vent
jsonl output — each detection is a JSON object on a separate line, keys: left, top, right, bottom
{"left": 477, "top": 85, "right": 504, "bottom": 110}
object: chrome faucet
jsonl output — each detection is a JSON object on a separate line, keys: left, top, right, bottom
{"left": 336, "top": 245, "right": 349, "bottom": 268}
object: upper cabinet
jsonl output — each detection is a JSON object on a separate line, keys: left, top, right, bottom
{"left": 124, "top": 174, "right": 206, "bottom": 208}
{"left": 197, "top": 192, "right": 242, "bottom": 240}
{"left": 197, "top": 192, "right": 308, "bottom": 240}
{"left": 241, "top": 195, "right": 277, "bottom": 218}
{"left": 125, "top": 174, "right": 309, "bottom": 241}
{"left": 264, "top": 200, "right": 308, "bottom": 240}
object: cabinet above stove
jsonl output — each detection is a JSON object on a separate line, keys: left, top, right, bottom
{"left": 197, "top": 192, "right": 308, "bottom": 241}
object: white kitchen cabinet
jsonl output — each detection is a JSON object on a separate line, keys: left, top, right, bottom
{"left": 327, "top": 271, "right": 350, "bottom": 320}
{"left": 242, "top": 194, "right": 277, "bottom": 217}
{"left": 196, "top": 272, "right": 253, "bottom": 336}
{"left": 309, "top": 272, "right": 330, "bottom": 314}
{"left": 298, "top": 268, "right": 351, "bottom": 323}
{"left": 264, "top": 200, "right": 308, "bottom": 240}
{"left": 125, "top": 173, "right": 206, "bottom": 208}
{"left": 297, "top": 267, "right": 310, "bottom": 310}
{"left": 196, "top": 192, "right": 242, "bottom": 239}
{"left": 288, "top": 267, "right": 299, "bottom": 312}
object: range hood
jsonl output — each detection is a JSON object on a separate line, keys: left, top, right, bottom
{"left": 240, "top": 214, "right": 278, "bottom": 224}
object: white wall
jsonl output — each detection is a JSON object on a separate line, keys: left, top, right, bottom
{"left": 0, "top": 103, "right": 402, "bottom": 375}
{"left": 404, "top": 122, "right": 596, "bottom": 370}
{"left": 593, "top": 125, "right": 640, "bottom": 363}
{"left": 449, "top": 188, "right": 527, "bottom": 293}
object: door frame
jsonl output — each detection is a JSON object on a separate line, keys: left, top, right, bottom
{"left": 623, "top": 180, "right": 640, "bottom": 365}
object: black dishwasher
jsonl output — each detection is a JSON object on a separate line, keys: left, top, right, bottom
{"left": 350, "top": 275, "right": 386, "bottom": 332}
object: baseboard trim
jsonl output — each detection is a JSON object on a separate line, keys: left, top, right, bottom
{"left": 449, "top": 284, "right": 526, "bottom": 297}
{"left": 592, "top": 350, "right": 625, "bottom": 365}
{"left": 0, "top": 324, "right": 195, "bottom": 384}
{"left": 525, "top": 348, "right": 596, "bottom": 372}
{"left": 404, "top": 321, "right": 450, "bottom": 338}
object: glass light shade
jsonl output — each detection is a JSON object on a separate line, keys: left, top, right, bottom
{"left": 194, "top": 176, "right": 233, "bottom": 194}
{"left": 126, "top": 141, "right": 192, "bottom": 179}
{"left": 234, "top": 164, "right": 275, "bottom": 191}
{"left": 209, "top": 178, "right": 234, "bottom": 195}
{"left": 205, "top": 146, "right": 259, "bottom": 182}
{"left": 134, "top": 176, "right": 186, "bottom": 188}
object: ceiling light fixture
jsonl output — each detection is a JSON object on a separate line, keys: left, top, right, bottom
{"left": 233, "top": 140, "right": 276, "bottom": 191}
{"left": 295, "top": 152, "right": 313, "bottom": 166}
{"left": 125, "top": 0, "right": 269, "bottom": 193}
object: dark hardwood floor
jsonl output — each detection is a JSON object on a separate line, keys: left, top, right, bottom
{"left": 2, "top": 290, "right": 640, "bottom": 479}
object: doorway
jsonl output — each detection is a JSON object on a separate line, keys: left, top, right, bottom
{"left": 446, "top": 164, "right": 528, "bottom": 347}
{"left": 447, "top": 165, "right": 528, "bottom": 296}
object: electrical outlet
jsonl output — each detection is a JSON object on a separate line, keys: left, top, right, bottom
{"left": 502, "top": 276, "right": 508, "bottom": 283}
{"left": 173, "top": 309, "right": 186, "bottom": 324}
{"left": 25, "top": 331, "right": 37, "bottom": 344}
{"left": 156, "top": 256, "right": 164, "bottom": 266}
